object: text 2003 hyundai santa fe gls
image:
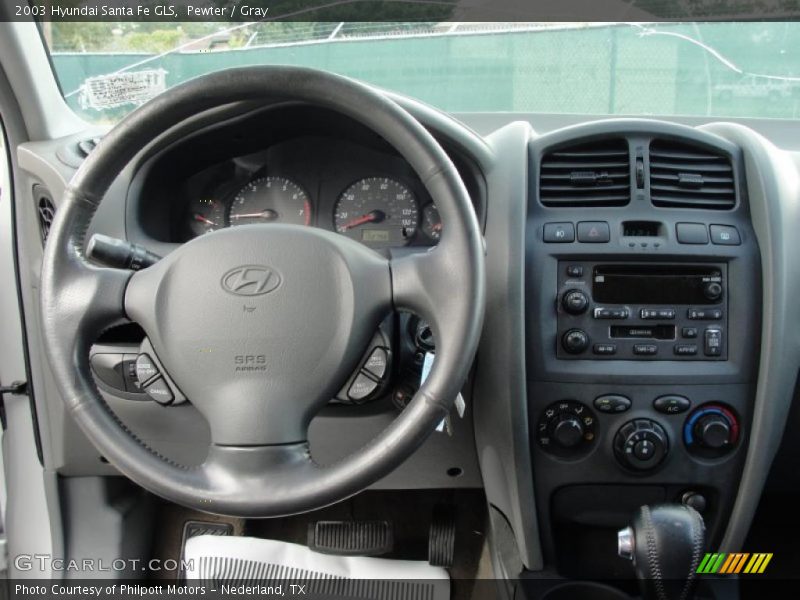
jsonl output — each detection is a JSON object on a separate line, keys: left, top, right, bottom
{"left": 0, "top": 7, "right": 799, "bottom": 600}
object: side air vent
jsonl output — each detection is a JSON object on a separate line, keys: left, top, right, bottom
{"left": 649, "top": 139, "right": 736, "bottom": 209}
{"left": 33, "top": 185, "right": 56, "bottom": 245}
{"left": 539, "top": 139, "right": 631, "bottom": 207}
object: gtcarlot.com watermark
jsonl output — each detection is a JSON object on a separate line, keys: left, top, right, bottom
{"left": 14, "top": 554, "right": 193, "bottom": 573}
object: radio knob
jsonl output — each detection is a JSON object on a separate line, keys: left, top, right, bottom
{"left": 552, "top": 415, "right": 585, "bottom": 448}
{"left": 562, "top": 289, "right": 589, "bottom": 315}
{"left": 702, "top": 281, "right": 724, "bottom": 302}
{"left": 695, "top": 414, "right": 731, "bottom": 449}
{"left": 562, "top": 329, "right": 590, "bottom": 354}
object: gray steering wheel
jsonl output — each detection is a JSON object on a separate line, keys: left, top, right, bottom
{"left": 40, "top": 66, "right": 485, "bottom": 517}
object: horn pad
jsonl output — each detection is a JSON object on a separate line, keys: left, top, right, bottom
{"left": 125, "top": 225, "right": 390, "bottom": 444}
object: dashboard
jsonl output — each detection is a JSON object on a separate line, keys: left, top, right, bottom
{"left": 12, "top": 93, "right": 800, "bottom": 591}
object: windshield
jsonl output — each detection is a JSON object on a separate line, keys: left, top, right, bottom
{"left": 42, "top": 21, "right": 800, "bottom": 123}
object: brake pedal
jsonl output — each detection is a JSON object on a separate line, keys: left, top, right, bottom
{"left": 428, "top": 504, "right": 456, "bottom": 567}
{"left": 308, "top": 520, "right": 393, "bottom": 556}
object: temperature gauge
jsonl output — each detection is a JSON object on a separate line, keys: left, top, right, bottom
{"left": 421, "top": 203, "right": 442, "bottom": 241}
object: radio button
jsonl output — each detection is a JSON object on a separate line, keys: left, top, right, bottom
{"left": 544, "top": 222, "right": 575, "bottom": 243}
{"left": 577, "top": 221, "right": 610, "bottom": 243}
{"left": 710, "top": 225, "right": 741, "bottom": 246}
{"left": 704, "top": 328, "right": 723, "bottom": 356}
{"left": 676, "top": 222, "right": 709, "bottom": 245}
{"left": 594, "top": 307, "right": 629, "bottom": 319}
{"left": 688, "top": 308, "right": 723, "bottom": 320}
{"left": 633, "top": 344, "right": 658, "bottom": 356}
{"left": 682, "top": 327, "right": 699, "bottom": 338}
{"left": 641, "top": 308, "right": 675, "bottom": 320}
{"left": 562, "top": 329, "right": 590, "bottom": 354}
{"left": 674, "top": 344, "right": 698, "bottom": 356}
{"left": 566, "top": 265, "right": 584, "bottom": 277}
{"left": 594, "top": 394, "right": 631, "bottom": 413}
{"left": 654, "top": 395, "right": 691, "bottom": 414}
{"left": 593, "top": 343, "right": 617, "bottom": 355}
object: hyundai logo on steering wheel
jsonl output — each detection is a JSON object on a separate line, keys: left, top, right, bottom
{"left": 221, "top": 265, "right": 281, "bottom": 296}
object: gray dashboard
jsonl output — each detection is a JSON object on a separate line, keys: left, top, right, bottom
{"left": 12, "top": 100, "right": 800, "bottom": 579}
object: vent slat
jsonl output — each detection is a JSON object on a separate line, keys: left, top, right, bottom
{"left": 649, "top": 140, "right": 736, "bottom": 210}
{"left": 540, "top": 139, "right": 630, "bottom": 207}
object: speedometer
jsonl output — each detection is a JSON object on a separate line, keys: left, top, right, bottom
{"left": 334, "top": 177, "right": 418, "bottom": 247}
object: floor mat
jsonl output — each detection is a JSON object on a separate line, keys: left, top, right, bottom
{"left": 185, "top": 535, "right": 450, "bottom": 600}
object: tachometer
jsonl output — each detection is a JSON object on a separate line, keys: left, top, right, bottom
{"left": 229, "top": 176, "right": 311, "bottom": 226}
{"left": 334, "top": 177, "right": 418, "bottom": 247}
{"left": 188, "top": 197, "right": 227, "bottom": 237}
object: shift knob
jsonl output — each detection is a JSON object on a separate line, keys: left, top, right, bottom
{"left": 618, "top": 504, "right": 705, "bottom": 600}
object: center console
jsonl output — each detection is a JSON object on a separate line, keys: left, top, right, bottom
{"left": 525, "top": 125, "right": 761, "bottom": 582}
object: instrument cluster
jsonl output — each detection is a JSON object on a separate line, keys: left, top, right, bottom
{"left": 184, "top": 166, "right": 442, "bottom": 249}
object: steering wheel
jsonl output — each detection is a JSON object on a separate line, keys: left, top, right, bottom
{"left": 40, "top": 67, "right": 485, "bottom": 517}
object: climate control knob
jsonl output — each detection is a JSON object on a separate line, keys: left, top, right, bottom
{"left": 684, "top": 404, "right": 739, "bottom": 457}
{"left": 552, "top": 415, "right": 585, "bottom": 448}
{"left": 562, "top": 289, "right": 589, "bottom": 315}
{"left": 614, "top": 419, "right": 669, "bottom": 472}
{"left": 562, "top": 329, "right": 590, "bottom": 354}
{"left": 537, "top": 400, "right": 596, "bottom": 457}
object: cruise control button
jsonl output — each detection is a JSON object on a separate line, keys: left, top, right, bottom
{"left": 363, "top": 348, "right": 388, "bottom": 379}
{"left": 633, "top": 344, "right": 658, "bottom": 356}
{"left": 144, "top": 378, "right": 174, "bottom": 405}
{"left": 543, "top": 222, "right": 575, "bottom": 243}
{"left": 135, "top": 354, "right": 160, "bottom": 386}
{"left": 348, "top": 373, "right": 379, "bottom": 401}
{"left": 577, "top": 221, "right": 610, "bottom": 243}
{"left": 653, "top": 395, "right": 691, "bottom": 414}
{"left": 674, "top": 344, "right": 698, "bottom": 356}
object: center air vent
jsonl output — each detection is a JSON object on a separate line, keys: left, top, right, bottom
{"left": 649, "top": 140, "right": 736, "bottom": 210}
{"left": 539, "top": 139, "right": 631, "bottom": 207}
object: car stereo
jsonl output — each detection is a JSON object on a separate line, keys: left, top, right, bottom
{"left": 556, "top": 262, "right": 727, "bottom": 360}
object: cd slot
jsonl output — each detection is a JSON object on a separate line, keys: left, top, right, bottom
{"left": 610, "top": 325, "right": 676, "bottom": 340}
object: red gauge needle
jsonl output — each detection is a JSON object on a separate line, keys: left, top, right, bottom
{"left": 193, "top": 214, "right": 217, "bottom": 226}
{"left": 341, "top": 210, "right": 386, "bottom": 230}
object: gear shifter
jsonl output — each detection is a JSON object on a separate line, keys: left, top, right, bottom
{"left": 618, "top": 504, "right": 705, "bottom": 600}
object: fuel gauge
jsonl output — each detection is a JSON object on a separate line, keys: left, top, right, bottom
{"left": 421, "top": 204, "right": 442, "bottom": 241}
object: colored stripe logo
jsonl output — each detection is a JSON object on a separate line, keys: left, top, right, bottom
{"left": 696, "top": 553, "right": 773, "bottom": 574}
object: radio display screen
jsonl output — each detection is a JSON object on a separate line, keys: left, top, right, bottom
{"left": 592, "top": 265, "right": 722, "bottom": 305}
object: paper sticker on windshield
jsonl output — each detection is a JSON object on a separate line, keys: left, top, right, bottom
{"left": 79, "top": 69, "right": 167, "bottom": 111}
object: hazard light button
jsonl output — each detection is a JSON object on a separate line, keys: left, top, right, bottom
{"left": 577, "top": 221, "right": 610, "bottom": 243}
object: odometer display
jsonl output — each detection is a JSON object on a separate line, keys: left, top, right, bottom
{"left": 334, "top": 177, "right": 418, "bottom": 247}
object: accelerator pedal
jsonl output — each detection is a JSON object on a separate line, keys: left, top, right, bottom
{"left": 308, "top": 520, "right": 393, "bottom": 556}
{"left": 428, "top": 504, "right": 456, "bottom": 567}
